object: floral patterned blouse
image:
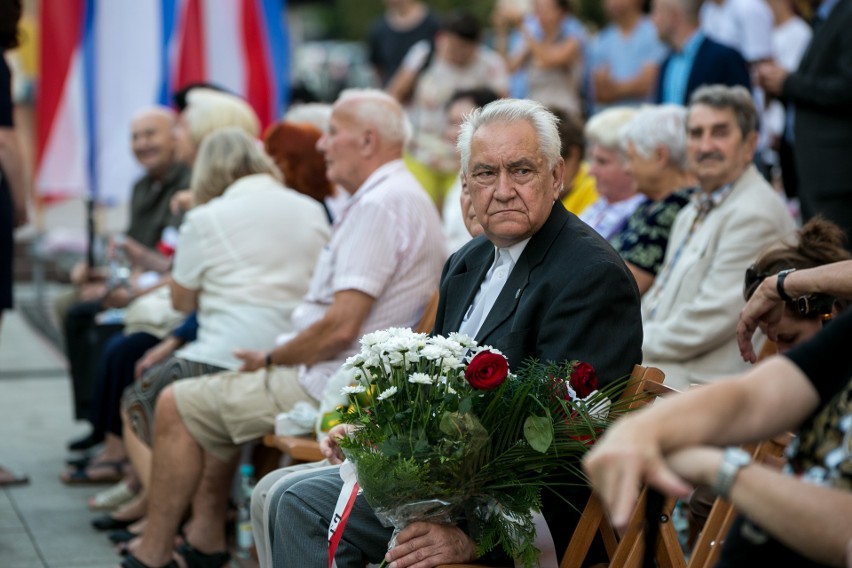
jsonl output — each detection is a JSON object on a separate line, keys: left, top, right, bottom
{"left": 609, "top": 188, "right": 695, "bottom": 275}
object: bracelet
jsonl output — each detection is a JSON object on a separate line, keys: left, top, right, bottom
{"left": 776, "top": 269, "right": 796, "bottom": 303}
{"left": 265, "top": 352, "right": 273, "bottom": 368}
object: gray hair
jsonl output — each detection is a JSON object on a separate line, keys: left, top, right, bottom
{"left": 283, "top": 102, "right": 332, "bottom": 133}
{"left": 620, "top": 104, "right": 689, "bottom": 170}
{"left": 191, "top": 127, "right": 280, "bottom": 206}
{"left": 336, "top": 88, "right": 411, "bottom": 146}
{"left": 456, "top": 98, "right": 561, "bottom": 174}
{"left": 584, "top": 107, "right": 639, "bottom": 160}
{"left": 689, "top": 85, "right": 757, "bottom": 137}
{"left": 183, "top": 88, "right": 261, "bottom": 150}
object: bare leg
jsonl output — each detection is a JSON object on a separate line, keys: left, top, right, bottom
{"left": 181, "top": 451, "right": 239, "bottom": 554}
{"left": 122, "top": 406, "right": 153, "bottom": 489}
{"left": 127, "top": 386, "right": 203, "bottom": 566}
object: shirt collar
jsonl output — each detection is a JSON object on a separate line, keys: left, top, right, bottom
{"left": 678, "top": 30, "right": 704, "bottom": 56}
{"left": 336, "top": 159, "right": 406, "bottom": 220}
{"left": 692, "top": 182, "right": 735, "bottom": 217}
{"left": 493, "top": 237, "right": 531, "bottom": 266}
{"left": 817, "top": 0, "right": 841, "bottom": 20}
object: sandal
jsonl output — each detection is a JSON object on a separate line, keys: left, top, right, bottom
{"left": 175, "top": 542, "right": 230, "bottom": 568}
{"left": 89, "top": 480, "right": 137, "bottom": 510}
{"left": 0, "top": 467, "right": 29, "bottom": 487}
{"left": 92, "top": 513, "right": 142, "bottom": 531}
{"left": 109, "top": 529, "right": 140, "bottom": 544}
{"left": 120, "top": 552, "right": 178, "bottom": 568}
{"left": 61, "top": 460, "right": 126, "bottom": 485}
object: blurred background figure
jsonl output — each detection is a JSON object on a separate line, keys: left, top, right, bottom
{"left": 757, "top": 0, "right": 852, "bottom": 248}
{"left": 552, "top": 107, "right": 598, "bottom": 215}
{"left": 387, "top": 10, "right": 508, "bottom": 210}
{"left": 588, "top": 0, "right": 667, "bottom": 115}
{"left": 762, "top": 0, "right": 812, "bottom": 203}
{"left": 651, "top": 0, "right": 751, "bottom": 105}
{"left": 0, "top": 0, "right": 30, "bottom": 489}
{"left": 440, "top": 87, "right": 499, "bottom": 252}
{"left": 496, "top": 0, "right": 587, "bottom": 117}
{"left": 610, "top": 104, "right": 695, "bottom": 295}
{"left": 580, "top": 106, "right": 644, "bottom": 239}
{"left": 367, "top": 0, "right": 440, "bottom": 87}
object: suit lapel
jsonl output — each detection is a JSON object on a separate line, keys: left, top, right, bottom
{"left": 444, "top": 246, "right": 494, "bottom": 334}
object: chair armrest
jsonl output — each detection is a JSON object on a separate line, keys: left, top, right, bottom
{"left": 262, "top": 433, "right": 325, "bottom": 463}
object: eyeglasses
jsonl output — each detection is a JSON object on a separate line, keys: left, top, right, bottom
{"left": 743, "top": 264, "right": 772, "bottom": 301}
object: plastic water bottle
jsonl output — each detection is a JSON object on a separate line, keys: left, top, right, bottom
{"left": 236, "top": 463, "right": 256, "bottom": 559}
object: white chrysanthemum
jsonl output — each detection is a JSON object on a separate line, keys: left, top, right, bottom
{"left": 448, "top": 332, "right": 477, "bottom": 349}
{"left": 360, "top": 329, "right": 391, "bottom": 347}
{"left": 377, "top": 386, "right": 399, "bottom": 401}
{"left": 341, "top": 384, "right": 367, "bottom": 395}
{"left": 408, "top": 372, "right": 434, "bottom": 385}
{"left": 420, "top": 344, "right": 446, "bottom": 361}
{"left": 429, "top": 335, "right": 466, "bottom": 357}
{"left": 441, "top": 356, "right": 462, "bottom": 371}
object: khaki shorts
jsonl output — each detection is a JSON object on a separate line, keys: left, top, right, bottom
{"left": 173, "top": 365, "right": 316, "bottom": 462}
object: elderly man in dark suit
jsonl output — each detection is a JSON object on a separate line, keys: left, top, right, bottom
{"left": 758, "top": 0, "right": 852, "bottom": 247}
{"left": 269, "top": 99, "right": 643, "bottom": 568}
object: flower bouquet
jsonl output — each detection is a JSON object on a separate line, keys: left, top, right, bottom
{"left": 336, "top": 328, "right": 632, "bottom": 567}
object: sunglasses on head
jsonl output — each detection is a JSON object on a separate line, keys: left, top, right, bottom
{"left": 743, "top": 264, "right": 772, "bottom": 300}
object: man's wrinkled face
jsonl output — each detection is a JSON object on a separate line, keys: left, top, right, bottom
{"left": 464, "top": 120, "right": 562, "bottom": 248}
{"left": 686, "top": 104, "right": 756, "bottom": 192}
{"left": 131, "top": 114, "right": 175, "bottom": 173}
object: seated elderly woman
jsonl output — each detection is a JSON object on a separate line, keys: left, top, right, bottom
{"left": 111, "top": 128, "right": 330, "bottom": 542}
{"left": 609, "top": 104, "right": 696, "bottom": 295}
{"left": 263, "top": 120, "right": 335, "bottom": 222}
{"left": 74, "top": 88, "right": 266, "bottom": 525}
{"left": 579, "top": 107, "right": 645, "bottom": 240}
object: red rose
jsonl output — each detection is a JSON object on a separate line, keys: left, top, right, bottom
{"left": 569, "top": 362, "right": 597, "bottom": 399}
{"left": 465, "top": 350, "right": 509, "bottom": 390}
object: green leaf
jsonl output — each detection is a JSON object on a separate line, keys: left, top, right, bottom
{"left": 523, "top": 415, "right": 553, "bottom": 453}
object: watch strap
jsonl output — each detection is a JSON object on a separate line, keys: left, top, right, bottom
{"left": 776, "top": 269, "right": 796, "bottom": 303}
{"left": 713, "top": 447, "right": 751, "bottom": 498}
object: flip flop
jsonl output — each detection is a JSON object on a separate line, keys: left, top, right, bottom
{"left": 89, "top": 480, "right": 137, "bottom": 511}
{"left": 108, "top": 529, "right": 139, "bottom": 544}
{"left": 175, "top": 542, "right": 231, "bottom": 568}
{"left": 120, "top": 552, "right": 178, "bottom": 568}
{"left": 60, "top": 460, "right": 126, "bottom": 485}
{"left": 92, "top": 512, "right": 142, "bottom": 531}
{"left": 0, "top": 468, "right": 29, "bottom": 487}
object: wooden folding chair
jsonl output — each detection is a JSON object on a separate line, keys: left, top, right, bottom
{"left": 439, "top": 364, "right": 679, "bottom": 568}
{"left": 686, "top": 432, "right": 792, "bottom": 568}
{"left": 262, "top": 289, "right": 442, "bottom": 465}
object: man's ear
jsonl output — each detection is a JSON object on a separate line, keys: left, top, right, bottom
{"left": 361, "top": 128, "right": 376, "bottom": 156}
{"left": 655, "top": 145, "right": 670, "bottom": 168}
{"left": 551, "top": 157, "right": 565, "bottom": 200}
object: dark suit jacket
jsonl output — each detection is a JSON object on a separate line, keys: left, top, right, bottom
{"left": 784, "top": 0, "right": 852, "bottom": 199}
{"left": 432, "top": 203, "right": 643, "bottom": 561}
{"left": 655, "top": 35, "right": 751, "bottom": 105}
{"left": 434, "top": 203, "right": 642, "bottom": 383}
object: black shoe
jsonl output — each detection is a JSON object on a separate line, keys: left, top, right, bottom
{"left": 91, "top": 513, "right": 139, "bottom": 531}
{"left": 68, "top": 432, "right": 104, "bottom": 452}
{"left": 108, "top": 529, "right": 139, "bottom": 544}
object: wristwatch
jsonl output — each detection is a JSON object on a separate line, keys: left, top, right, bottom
{"left": 713, "top": 447, "right": 752, "bottom": 499}
{"left": 776, "top": 268, "right": 796, "bottom": 303}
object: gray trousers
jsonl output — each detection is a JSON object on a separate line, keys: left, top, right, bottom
{"left": 257, "top": 464, "right": 395, "bottom": 567}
